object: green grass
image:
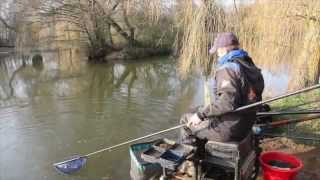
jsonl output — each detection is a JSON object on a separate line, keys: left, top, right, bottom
{"left": 270, "top": 89, "right": 320, "bottom": 111}
{"left": 266, "top": 89, "right": 320, "bottom": 142}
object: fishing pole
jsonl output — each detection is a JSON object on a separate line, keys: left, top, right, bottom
{"left": 257, "top": 110, "right": 320, "bottom": 116}
{"left": 253, "top": 114, "right": 320, "bottom": 134}
{"left": 54, "top": 84, "right": 320, "bottom": 174}
{"left": 209, "top": 84, "right": 320, "bottom": 117}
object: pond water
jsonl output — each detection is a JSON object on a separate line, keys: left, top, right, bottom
{"left": 0, "top": 49, "right": 288, "bottom": 180}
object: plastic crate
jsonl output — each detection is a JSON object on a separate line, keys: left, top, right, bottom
{"left": 141, "top": 147, "right": 163, "bottom": 163}
{"left": 159, "top": 150, "right": 185, "bottom": 170}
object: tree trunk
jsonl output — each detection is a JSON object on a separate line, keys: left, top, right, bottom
{"left": 122, "top": 3, "right": 135, "bottom": 46}
{"left": 0, "top": 16, "right": 16, "bottom": 31}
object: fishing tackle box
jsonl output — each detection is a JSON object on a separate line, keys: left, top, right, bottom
{"left": 159, "top": 149, "right": 186, "bottom": 170}
{"left": 141, "top": 138, "right": 196, "bottom": 170}
{"left": 140, "top": 147, "right": 163, "bottom": 163}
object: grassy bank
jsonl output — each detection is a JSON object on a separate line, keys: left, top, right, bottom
{"left": 271, "top": 89, "right": 320, "bottom": 111}
{"left": 267, "top": 89, "right": 320, "bottom": 139}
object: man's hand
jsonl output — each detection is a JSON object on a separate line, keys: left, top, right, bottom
{"left": 187, "top": 113, "right": 202, "bottom": 127}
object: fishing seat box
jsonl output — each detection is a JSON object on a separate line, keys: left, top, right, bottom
{"left": 129, "top": 142, "right": 162, "bottom": 180}
{"left": 203, "top": 133, "right": 256, "bottom": 180}
{"left": 130, "top": 139, "right": 195, "bottom": 179}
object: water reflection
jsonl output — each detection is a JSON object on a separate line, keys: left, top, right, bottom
{"left": 0, "top": 48, "right": 290, "bottom": 180}
{"left": 0, "top": 50, "right": 199, "bottom": 180}
{"left": 0, "top": 51, "right": 197, "bottom": 103}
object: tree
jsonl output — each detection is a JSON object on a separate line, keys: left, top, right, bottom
{"left": 178, "top": 0, "right": 226, "bottom": 105}
{"left": 16, "top": 0, "right": 176, "bottom": 60}
{"left": 0, "top": 0, "right": 17, "bottom": 31}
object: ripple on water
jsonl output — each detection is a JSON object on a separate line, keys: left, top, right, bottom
{"left": 0, "top": 54, "right": 188, "bottom": 179}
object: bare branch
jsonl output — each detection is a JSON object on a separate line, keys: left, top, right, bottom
{"left": 0, "top": 16, "right": 16, "bottom": 31}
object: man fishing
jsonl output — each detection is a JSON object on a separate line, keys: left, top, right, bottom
{"left": 180, "top": 32, "right": 265, "bottom": 143}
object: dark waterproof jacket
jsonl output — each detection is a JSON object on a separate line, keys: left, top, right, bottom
{"left": 197, "top": 53, "right": 264, "bottom": 141}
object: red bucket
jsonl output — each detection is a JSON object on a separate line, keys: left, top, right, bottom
{"left": 260, "top": 151, "right": 303, "bottom": 180}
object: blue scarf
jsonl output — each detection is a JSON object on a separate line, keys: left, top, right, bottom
{"left": 217, "top": 49, "right": 248, "bottom": 66}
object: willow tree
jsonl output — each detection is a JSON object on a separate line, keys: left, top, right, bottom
{"left": 234, "top": 0, "right": 320, "bottom": 89}
{"left": 290, "top": 0, "right": 320, "bottom": 89}
{"left": 18, "top": 0, "right": 176, "bottom": 61}
{"left": 32, "top": 0, "right": 136, "bottom": 59}
{"left": 178, "top": 0, "right": 226, "bottom": 105}
{"left": 178, "top": 0, "right": 320, "bottom": 97}
{"left": 0, "top": 0, "right": 17, "bottom": 31}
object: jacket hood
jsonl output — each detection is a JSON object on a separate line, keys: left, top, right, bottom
{"left": 218, "top": 49, "right": 248, "bottom": 66}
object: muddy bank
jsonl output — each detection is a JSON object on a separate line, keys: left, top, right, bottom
{"left": 88, "top": 46, "right": 172, "bottom": 62}
{"left": 258, "top": 137, "right": 320, "bottom": 180}
{"left": 106, "top": 47, "right": 172, "bottom": 61}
